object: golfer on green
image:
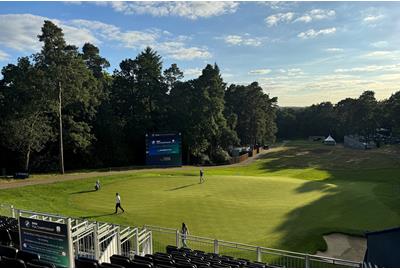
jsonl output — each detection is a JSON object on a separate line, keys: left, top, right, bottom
{"left": 199, "top": 168, "right": 204, "bottom": 184}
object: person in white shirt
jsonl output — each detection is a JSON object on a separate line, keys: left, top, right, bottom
{"left": 115, "top": 193, "right": 125, "bottom": 214}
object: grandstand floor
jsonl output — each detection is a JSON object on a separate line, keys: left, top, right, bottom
{"left": 1, "top": 141, "right": 399, "bottom": 259}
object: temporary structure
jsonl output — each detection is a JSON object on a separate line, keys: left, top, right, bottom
{"left": 324, "top": 135, "right": 336, "bottom": 145}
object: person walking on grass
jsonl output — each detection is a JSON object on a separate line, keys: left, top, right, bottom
{"left": 181, "top": 222, "right": 189, "bottom": 248}
{"left": 199, "top": 168, "right": 204, "bottom": 184}
{"left": 115, "top": 193, "right": 125, "bottom": 214}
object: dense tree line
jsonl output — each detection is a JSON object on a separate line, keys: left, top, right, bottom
{"left": 276, "top": 90, "right": 400, "bottom": 141}
{"left": 0, "top": 21, "right": 277, "bottom": 173}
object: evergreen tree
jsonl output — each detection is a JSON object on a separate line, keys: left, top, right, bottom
{"left": 35, "top": 21, "right": 102, "bottom": 172}
{"left": 0, "top": 57, "right": 53, "bottom": 171}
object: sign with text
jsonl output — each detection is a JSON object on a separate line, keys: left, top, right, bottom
{"left": 19, "top": 217, "right": 71, "bottom": 268}
{"left": 146, "top": 132, "right": 182, "bottom": 166}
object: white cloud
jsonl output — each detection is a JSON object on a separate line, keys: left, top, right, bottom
{"left": 157, "top": 42, "right": 211, "bottom": 60}
{"left": 265, "top": 12, "right": 295, "bottom": 27}
{"left": 361, "top": 50, "right": 400, "bottom": 60}
{"left": 334, "top": 64, "right": 400, "bottom": 73}
{"left": 363, "top": 51, "right": 391, "bottom": 57}
{"left": 371, "top": 41, "right": 388, "bottom": 48}
{"left": 266, "top": 9, "right": 335, "bottom": 26}
{"left": 295, "top": 15, "right": 312, "bottom": 23}
{"left": 287, "top": 68, "right": 304, "bottom": 76}
{"left": 0, "top": 14, "right": 98, "bottom": 52}
{"left": 363, "top": 14, "right": 384, "bottom": 23}
{"left": 221, "top": 35, "right": 262, "bottom": 47}
{"left": 184, "top": 68, "right": 202, "bottom": 77}
{"left": 298, "top": 27, "right": 336, "bottom": 39}
{"left": 249, "top": 69, "right": 271, "bottom": 75}
{"left": 69, "top": 19, "right": 159, "bottom": 48}
{"left": 72, "top": 19, "right": 212, "bottom": 60}
{"left": 0, "top": 50, "right": 10, "bottom": 61}
{"left": 294, "top": 9, "right": 335, "bottom": 23}
{"left": 105, "top": 1, "right": 239, "bottom": 20}
{"left": 0, "top": 14, "right": 211, "bottom": 61}
{"left": 259, "top": 69, "right": 399, "bottom": 106}
{"left": 309, "top": 9, "right": 335, "bottom": 20}
{"left": 63, "top": 1, "right": 82, "bottom": 5}
{"left": 262, "top": 1, "right": 297, "bottom": 10}
{"left": 277, "top": 68, "right": 305, "bottom": 77}
{"left": 325, "top": 48, "right": 344, "bottom": 53}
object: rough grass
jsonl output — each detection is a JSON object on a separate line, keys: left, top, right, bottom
{"left": 0, "top": 141, "right": 399, "bottom": 256}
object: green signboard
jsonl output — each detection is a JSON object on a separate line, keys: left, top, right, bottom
{"left": 19, "top": 216, "right": 72, "bottom": 267}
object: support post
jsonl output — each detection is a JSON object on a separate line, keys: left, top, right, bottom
{"left": 147, "top": 231, "right": 153, "bottom": 254}
{"left": 134, "top": 229, "right": 139, "bottom": 255}
{"left": 11, "top": 205, "right": 15, "bottom": 218}
{"left": 93, "top": 222, "right": 100, "bottom": 260}
{"left": 58, "top": 81, "right": 65, "bottom": 174}
{"left": 214, "top": 239, "right": 219, "bottom": 254}
{"left": 256, "top": 247, "right": 262, "bottom": 262}
{"left": 66, "top": 218, "right": 74, "bottom": 267}
{"left": 305, "top": 254, "right": 310, "bottom": 268}
{"left": 176, "top": 230, "right": 180, "bottom": 248}
{"left": 116, "top": 226, "right": 121, "bottom": 255}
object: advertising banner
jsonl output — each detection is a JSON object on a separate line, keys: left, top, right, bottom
{"left": 146, "top": 132, "right": 182, "bottom": 166}
{"left": 19, "top": 216, "right": 72, "bottom": 268}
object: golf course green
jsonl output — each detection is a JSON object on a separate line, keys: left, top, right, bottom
{"left": 1, "top": 141, "right": 399, "bottom": 255}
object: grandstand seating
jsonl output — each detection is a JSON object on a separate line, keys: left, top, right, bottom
{"left": 28, "top": 259, "right": 56, "bottom": 268}
{"left": 0, "top": 245, "right": 18, "bottom": 258}
{"left": 17, "top": 250, "right": 41, "bottom": 262}
{"left": 1, "top": 214, "right": 279, "bottom": 268}
{"left": 108, "top": 245, "right": 273, "bottom": 268}
{"left": 0, "top": 215, "right": 19, "bottom": 248}
{"left": 75, "top": 257, "right": 101, "bottom": 268}
{"left": 0, "top": 243, "right": 278, "bottom": 268}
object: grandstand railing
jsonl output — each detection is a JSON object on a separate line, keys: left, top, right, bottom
{"left": 144, "top": 225, "right": 362, "bottom": 268}
{"left": 0, "top": 204, "right": 362, "bottom": 268}
{"left": 1, "top": 204, "right": 152, "bottom": 265}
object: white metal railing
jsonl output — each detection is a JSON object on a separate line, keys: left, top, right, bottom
{"left": 0, "top": 204, "right": 362, "bottom": 268}
{"left": 0, "top": 204, "right": 152, "bottom": 266}
{"left": 145, "top": 224, "right": 362, "bottom": 268}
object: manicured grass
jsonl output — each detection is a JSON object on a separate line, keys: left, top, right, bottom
{"left": 1, "top": 141, "right": 399, "bottom": 255}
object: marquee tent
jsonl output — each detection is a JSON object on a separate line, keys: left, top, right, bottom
{"left": 324, "top": 135, "right": 336, "bottom": 145}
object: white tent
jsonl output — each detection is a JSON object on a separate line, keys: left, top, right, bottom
{"left": 324, "top": 135, "right": 336, "bottom": 145}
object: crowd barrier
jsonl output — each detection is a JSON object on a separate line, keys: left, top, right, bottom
{"left": 1, "top": 204, "right": 362, "bottom": 268}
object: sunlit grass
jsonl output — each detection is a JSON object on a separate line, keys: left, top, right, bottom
{"left": 1, "top": 140, "right": 399, "bottom": 255}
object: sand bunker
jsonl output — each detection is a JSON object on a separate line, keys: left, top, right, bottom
{"left": 317, "top": 233, "right": 366, "bottom": 262}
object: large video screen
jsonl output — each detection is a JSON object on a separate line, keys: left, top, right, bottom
{"left": 146, "top": 132, "right": 182, "bottom": 166}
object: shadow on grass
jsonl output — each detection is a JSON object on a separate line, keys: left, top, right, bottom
{"left": 166, "top": 183, "right": 198, "bottom": 191}
{"left": 254, "top": 142, "right": 400, "bottom": 255}
{"left": 79, "top": 212, "right": 115, "bottom": 219}
{"left": 70, "top": 189, "right": 97, "bottom": 194}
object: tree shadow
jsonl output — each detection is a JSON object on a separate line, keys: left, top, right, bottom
{"left": 166, "top": 183, "right": 198, "bottom": 191}
{"left": 70, "top": 189, "right": 97, "bottom": 194}
{"left": 252, "top": 142, "right": 400, "bottom": 255}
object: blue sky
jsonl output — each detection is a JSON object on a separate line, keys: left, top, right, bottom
{"left": 0, "top": 1, "right": 399, "bottom": 106}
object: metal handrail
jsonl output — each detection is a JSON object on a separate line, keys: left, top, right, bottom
{"left": 1, "top": 204, "right": 362, "bottom": 267}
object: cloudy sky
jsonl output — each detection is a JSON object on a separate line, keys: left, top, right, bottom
{"left": 0, "top": 1, "right": 399, "bottom": 106}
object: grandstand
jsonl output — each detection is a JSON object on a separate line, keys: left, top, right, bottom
{"left": 0, "top": 204, "right": 362, "bottom": 268}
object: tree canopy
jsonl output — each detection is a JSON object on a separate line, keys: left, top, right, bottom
{"left": 1, "top": 20, "right": 399, "bottom": 173}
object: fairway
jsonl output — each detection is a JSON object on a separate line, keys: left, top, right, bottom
{"left": 1, "top": 141, "right": 399, "bottom": 255}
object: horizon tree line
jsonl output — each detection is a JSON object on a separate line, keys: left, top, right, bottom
{"left": 276, "top": 90, "right": 400, "bottom": 142}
